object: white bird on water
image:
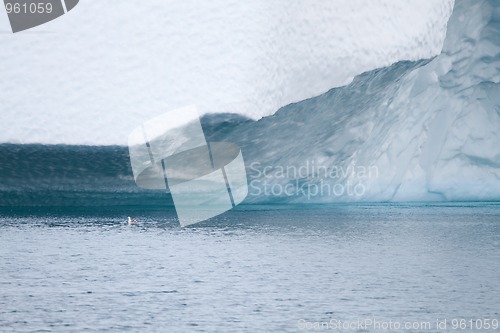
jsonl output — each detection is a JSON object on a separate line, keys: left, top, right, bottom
{"left": 127, "top": 217, "right": 137, "bottom": 225}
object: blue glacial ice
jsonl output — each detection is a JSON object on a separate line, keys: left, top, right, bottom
{"left": 211, "top": 0, "right": 500, "bottom": 202}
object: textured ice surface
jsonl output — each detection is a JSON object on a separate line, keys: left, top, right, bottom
{"left": 0, "top": 0, "right": 453, "bottom": 145}
{"left": 1, "top": 0, "right": 497, "bottom": 202}
{"left": 215, "top": 0, "right": 500, "bottom": 202}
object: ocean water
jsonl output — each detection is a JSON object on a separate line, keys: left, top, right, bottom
{"left": 0, "top": 203, "right": 499, "bottom": 332}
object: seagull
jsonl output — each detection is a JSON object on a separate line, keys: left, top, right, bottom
{"left": 127, "top": 216, "right": 138, "bottom": 225}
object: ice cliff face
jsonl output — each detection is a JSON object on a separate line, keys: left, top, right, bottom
{"left": 0, "top": 0, "right": 453, "bottom": 145}
{"left": 213, "top": 0, "right": 500, "bottom": 202}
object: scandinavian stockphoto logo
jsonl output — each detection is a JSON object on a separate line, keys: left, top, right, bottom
{"left": 4, "top": 0, "right": 79, "bottom": 33}
{"left": 128, "top": 106, "right": 249, "bottom": 227}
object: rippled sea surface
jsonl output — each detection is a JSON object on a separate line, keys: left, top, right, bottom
{"left": 1, "top": 203, "right": 499, "bottom": 332}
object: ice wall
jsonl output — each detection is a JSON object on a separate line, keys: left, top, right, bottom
{"left": 218, "top": 0, "right": 500, "bottom": 202}
{"left": 0, "top": 0, "right": 453, "bottom": 145}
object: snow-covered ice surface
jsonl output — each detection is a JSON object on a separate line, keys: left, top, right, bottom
{"left": 1, "top": 0, "right": 498, "bottom": 202}
{"left": 213, "top": 0, "right": 500, "bottom": 202}
{"left": 0, "top": 0, "right": 453, "bottom": 145}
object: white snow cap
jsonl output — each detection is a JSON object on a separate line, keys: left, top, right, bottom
{"left": 0, "top": 0, "right": 454, "bottom": 145}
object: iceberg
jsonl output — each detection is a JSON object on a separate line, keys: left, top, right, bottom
{"left": 0, "top": 0, "right": 453, "bottom": 145}
{"left": 212, "top": 0, "right": 500, "bottom": 202}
